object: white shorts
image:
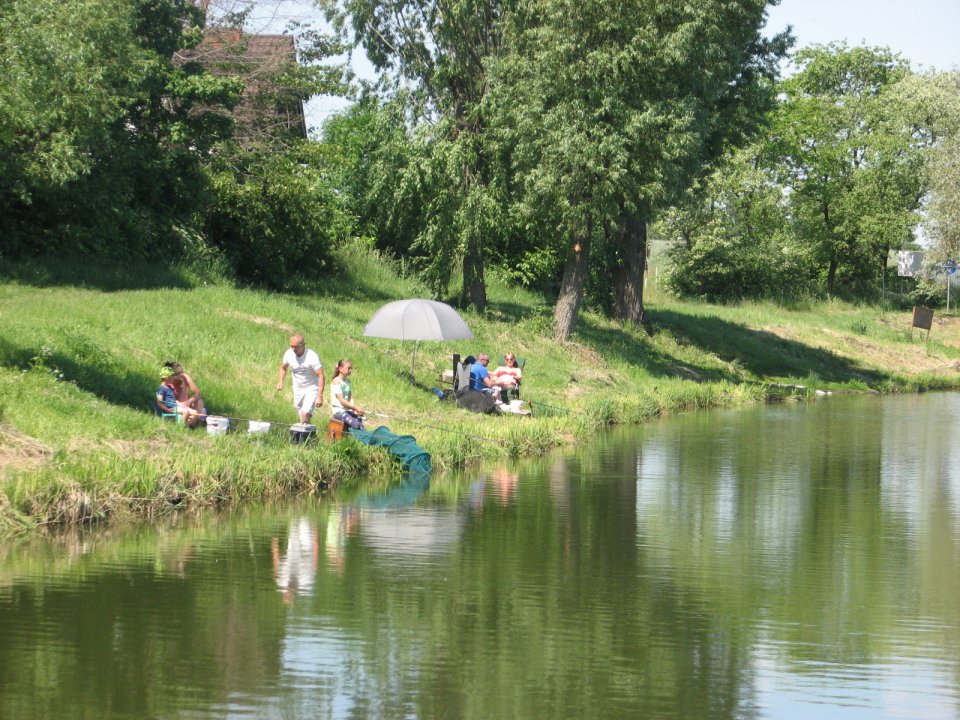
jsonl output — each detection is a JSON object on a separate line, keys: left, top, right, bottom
{"left": 293, "top": 387, "right": 319, "bottom": 415}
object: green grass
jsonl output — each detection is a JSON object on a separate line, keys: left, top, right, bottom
{"left": 3, "top": 240, "right": 960, "bottom": 534}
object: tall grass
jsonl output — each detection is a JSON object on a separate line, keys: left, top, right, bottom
{"left": 3, "top": 239, "right": 960, "bottom": 533}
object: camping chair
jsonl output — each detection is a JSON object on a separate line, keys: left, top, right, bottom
{"left": 153, "top": 400, "right": 183, "bottom": 424}
{"left": 453, "top": 357, "right": 472, "bottom": 397}
{"left": 496, "top": 355, "right": 526, "bottom": 402}
{"left": 453, "top": 356, "right": 497, "bottom": 414}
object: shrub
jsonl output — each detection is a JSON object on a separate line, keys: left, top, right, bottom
{"left": 204, "top": 142, "right": 352, "bottom": 289}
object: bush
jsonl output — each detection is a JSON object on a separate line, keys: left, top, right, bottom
{"left": 204, "top": 142, "right": 352, "bottom": 289}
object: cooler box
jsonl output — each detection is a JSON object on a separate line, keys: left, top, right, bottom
{"left": 289, "top": 423, "right": 317, "bottom": 444}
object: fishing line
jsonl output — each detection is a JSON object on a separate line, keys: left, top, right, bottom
{"left": 175, "top": 410, "right": 496, "bottom": 445}
{"left": 524, "top": 398, "right": 570, "bottom": 415}
{"left": 366, "top": 411, "right": 503, "bottom": 444}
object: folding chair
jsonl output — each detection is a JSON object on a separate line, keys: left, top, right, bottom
{"left": 153, "top": 401, "right": 184, "bottom": 424}
{"left": 496, "top": 355, "right": 526, "bottom": 402}
{"left": 453, "top": 355, "right": 497, "bottom": 414}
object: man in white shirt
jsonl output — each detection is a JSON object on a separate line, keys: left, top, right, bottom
{"left": 276, "top": 333, "right": 325, "bottom": 423}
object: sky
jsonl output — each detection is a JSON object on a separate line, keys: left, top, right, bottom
{"left": 246, "top": 0, "right": 960, "bottom": 133}
{"left": 765, "top": 0, "right": 960, "bottom": 73}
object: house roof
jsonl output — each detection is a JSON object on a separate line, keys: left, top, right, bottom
{"left": 175, "top": 29, "right": 307, "bottom": 143}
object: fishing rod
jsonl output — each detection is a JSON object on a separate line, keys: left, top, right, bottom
{"left": 187, "top": 409, "right": 496, "bottom": 445}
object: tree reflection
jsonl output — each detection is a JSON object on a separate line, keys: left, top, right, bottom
{"left": 2, "top": 396, "right": 960, "bottom": 718}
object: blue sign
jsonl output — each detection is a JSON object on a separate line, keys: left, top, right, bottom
{"left": 947, "top": 259, "right": 957, "bottom": 275}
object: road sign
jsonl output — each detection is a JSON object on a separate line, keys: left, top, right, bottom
{"left": 946, "top": 259, "right": 957, "bottom": 275}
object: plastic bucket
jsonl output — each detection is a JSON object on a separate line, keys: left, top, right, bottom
{"left": 206, "top": 416, "right": 231, "bottom": 436}
{"left": 510, "top": 399, "right": 524, "bottom": 412}
{"left": 289, "top": 423, "right": 317, "bottom": 444}
{"left": 248, "top": 420, "right": 271, "bottom": 434}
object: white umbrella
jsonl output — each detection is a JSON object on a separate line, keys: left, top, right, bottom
{"left": 363, "top": 299, "right": 473, "bottom": 377}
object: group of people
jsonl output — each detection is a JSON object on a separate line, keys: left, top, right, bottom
{"left": 156, "top": 334, "right": 521, "bottom": 431}
{"left": 468, "top": 352, "right": 523, "bottom": 405}
{"left": 155, "top": 333, "right": 366, "bottom": 431}
{"left": 275, "top": 333, "right": 365, "bottom": 430}
{"left": 156, "top": 361, "right": 206, "bottom": 427}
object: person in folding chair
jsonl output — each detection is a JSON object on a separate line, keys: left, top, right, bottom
{"left": 330, "top": 358, "right": 365, "bottom": 430}
{"left": 155, "top": 366, "right": 202, "bottom": 427}
{"left": 469, "top": 353, "right": 504, "bottom": 404}
{"left": 491, "top": 352, "right": 523, "bottom": 402}
{"left": 454, "top": 355, "right": 497, "bottom": 414}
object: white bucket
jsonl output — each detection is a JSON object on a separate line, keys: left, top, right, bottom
{"left": 206, "top": 416, "right": 231, "bottom": 436}
{"left": 510, "top": 399, "right": 524, "bottom": 412}
{"left": 248, "top": 420, "right": 271, "bottom": 434}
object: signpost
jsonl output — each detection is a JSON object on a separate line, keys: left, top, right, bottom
{"left": 912, "top": 306, "right": 934, "bottom": 339}
{"left": 946, "top": 259, "right": 957, "bottom": 312}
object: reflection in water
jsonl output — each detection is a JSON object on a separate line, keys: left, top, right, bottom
{"left": 489, "top": 466, "right": 519, "bottom": 505}
{"left": 2, "top": 394, "right": 960, "bottom": 718}
{"left": 324, "top": 505, "right": 359, "bottom": 575}
{"left": 272, "top": 518, "right": 319, "bottom": 604}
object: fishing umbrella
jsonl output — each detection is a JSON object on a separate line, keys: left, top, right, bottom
{"left": 363, "top": 298, "right": 473, "bottom": 376}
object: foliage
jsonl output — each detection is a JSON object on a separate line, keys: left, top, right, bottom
{"left": 320, "top": 0, "right": 514, "bottom": 310}
{"left": 770, "top": 43, "right": 922, "bottom": 295}
{"left": 321, "top": 100, "right": 428, "bottom": 258}
{"left": 0, "top": 0, "right": 239, "bottom": 260}
{"left": 662, "top": 43, "right": 928, "bottom": 303}
{"left": 660, "top": 146, "right": 810, "bottom": 301}
{"left": 888, "top": 71, "right": 960, "bottom": 302}
{"left": 204, "top": 141, "right": 352, "bottom": 289}
{"left": 492, "top": 0, "right": 789, "bottom": 337}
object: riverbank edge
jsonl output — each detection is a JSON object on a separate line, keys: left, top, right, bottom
{"left": 3, "top": 373, "right": 956, "bottom": 538}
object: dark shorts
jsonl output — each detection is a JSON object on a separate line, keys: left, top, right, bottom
{"left": 333, "top": 410, "right": 365, "bottom": 430}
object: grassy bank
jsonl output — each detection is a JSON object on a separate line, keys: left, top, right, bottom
{"left": 3, "top": 241, "right": 960, "bottom": 533}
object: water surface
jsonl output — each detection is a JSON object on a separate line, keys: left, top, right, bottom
{"left": 2, "top": 393, "right": 960, "bottom": 718}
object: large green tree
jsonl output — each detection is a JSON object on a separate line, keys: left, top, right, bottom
{"left": 0, "top": 0, "right": 239, "bottom": 259}
{"left": 319, "top": 0, "right": 512, "bottom": 309}
{"left": 495, "top": 0, "right": 787, "bottom": 339}
{"left": 663, "top": 44, "right": 930, "bottom": 303}
{"left": 770, "top": 43, "right": 922, "bottom": 295}
{"left": 893, "top": 71, "right": 960, "bottom": 270}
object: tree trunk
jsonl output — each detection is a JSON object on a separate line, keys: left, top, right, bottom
{"left": 459, "top": 129, "right": 487, "bottom": 312}
{"left": 553, "top": 222, "right": 592, "bottom": 341}
{"left": 612, "top": 216, "right": 647, "bottom": 325}
{"left": 463, "top": 233, "right": 487, "bottom": 311}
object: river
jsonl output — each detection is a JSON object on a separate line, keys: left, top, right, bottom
{"left": 2, "top": 393, "right": 959, "bottom": 719}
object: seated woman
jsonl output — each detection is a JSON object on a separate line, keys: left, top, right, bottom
{"left": 491, "top": 352, "right": 522, "bottom": 394}
{"left": 165, "top": 360, "right": 206, "bottom": 416}
{"left": 156, "top": 367, "right": 202, "bottom": 427}
{"left": 331, "top": 358, "right": 365, "bottom": 430}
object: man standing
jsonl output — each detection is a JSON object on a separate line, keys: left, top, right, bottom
{"left": 276, "top": 333, "right": 325, "bottom": 423}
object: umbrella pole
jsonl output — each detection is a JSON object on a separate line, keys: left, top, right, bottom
{"left": 411, "top": 340, "right": 419, "bottom": 379}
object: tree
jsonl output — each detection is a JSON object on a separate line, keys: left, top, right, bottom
{"left": 204, "top": 141, "right": 352, "bottom": 288}
{"left": 320, "top": 0, "right": 512, "bottom": 310}
{"left": 0, "top": 0, "right": 239, "bottom": 259}
{"left": 893, "top": 72, "right": 960, "bottom": 271}
{"left": 770, "top": 43, "right": 922, "bottom": 295}
{"left": 659, "top": 145, "right": 803, "bottom": 301}
{"left": 494, "top": 0, "right": 788, "bottom": 339}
